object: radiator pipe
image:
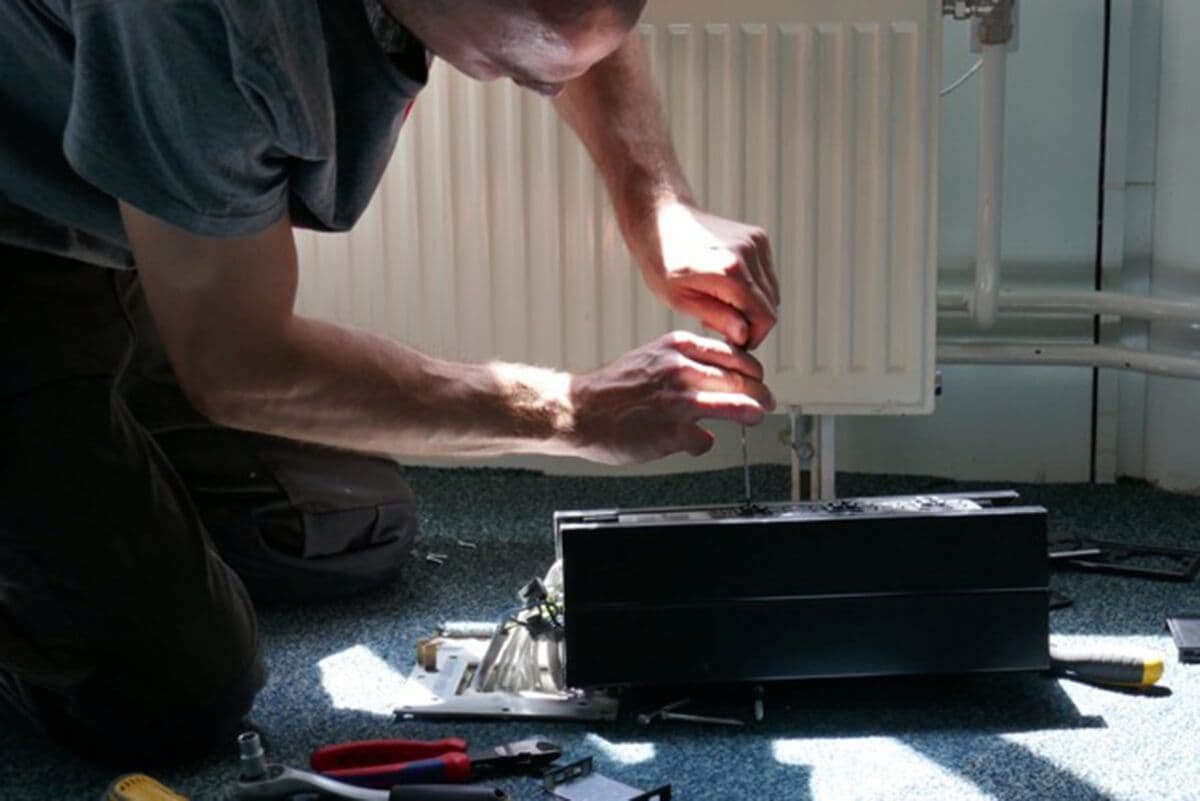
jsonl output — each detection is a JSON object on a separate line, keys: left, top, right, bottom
{"left": 938, "top": 289, "right": 1200, "bottom": 324}
{"left": 971, "top": 42, "right": 1008, "bottom": 329}
{"left": 938, "top": 342, "right": 1200, "bottom": 381}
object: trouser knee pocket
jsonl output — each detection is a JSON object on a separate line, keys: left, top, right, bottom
{"left": 159, "top": 430, "right": 419, "bottom": 603}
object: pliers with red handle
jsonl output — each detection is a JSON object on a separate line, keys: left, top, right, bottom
{"left": 311, "top": 738, "right": 562, "bottom": 789}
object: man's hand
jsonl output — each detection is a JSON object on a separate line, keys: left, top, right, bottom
{"left": 567, "top": 330, "right": 775, "bottom": 465}
{"left": 628, "top": 201, "right": 780, "bottom": 350}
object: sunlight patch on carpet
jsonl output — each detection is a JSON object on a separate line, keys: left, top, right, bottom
{"left": 583, "top": 732, "right": 657, "bottom": 765}
{"left": 317, "top": 644, "right": 408, "bottom": 717}
{"left": 772, "top": 736, "right": 998, "bottom": 800}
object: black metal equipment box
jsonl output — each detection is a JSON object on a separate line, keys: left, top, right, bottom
{"left": 554, "top": 491, "right": 1049, "bottom": 688}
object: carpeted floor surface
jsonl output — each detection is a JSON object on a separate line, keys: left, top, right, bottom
{"left": 2, "top": 466, "right": 1197, "bottom": 800}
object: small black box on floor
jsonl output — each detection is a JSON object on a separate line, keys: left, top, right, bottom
{"left": 1166, "top": 614, "right": 1200, "bottom": 663}
{"left": 554, "top": 491, "right": 1049, "bottom": 688}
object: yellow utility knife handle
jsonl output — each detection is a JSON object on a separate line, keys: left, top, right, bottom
{"left": 1049, "top": 643, "right": 1164, "bottom": 687}
{"left": 103, "top": 774, "right": 189, "bottom": 801}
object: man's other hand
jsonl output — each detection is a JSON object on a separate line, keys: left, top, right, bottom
{"left": 632, "top": 202, "right": 780, "bottom": 350}
{"left": 568, "top": 330, "right": 776, "bottom": 465}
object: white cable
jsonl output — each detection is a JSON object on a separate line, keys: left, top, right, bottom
{"left": 547, "top": 638, "right": 565, "bottom": 691}
{"left": 482, "top": 561, "right": 569, "bottom": 693}
{"left": 941, "top": 59, "right": 983, "bottom": 96}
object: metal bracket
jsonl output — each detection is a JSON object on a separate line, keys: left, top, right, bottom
{"left": 394, "top": 636, "right": 618, "bottom": 722}
{"left": 543, "top": 758, "right": 671, "bottom": 801}
{"left": 785, "top": 410, "right": 836, "bottom": 502}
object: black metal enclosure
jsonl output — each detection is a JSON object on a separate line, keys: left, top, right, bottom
{"left": 555, "top": 492, "right": 1049, "bottom": 688}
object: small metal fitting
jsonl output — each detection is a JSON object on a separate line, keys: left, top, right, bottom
{"left": 660, "top": 711, "right": 745, "bottom": 727}
{"left": 636, "top": 698, "right": 690, "bottom": 726}
{"left": 637, "top": 698, "right": 744, "bottom": 727}
{"left": 942, "top": 0, "right": 997, "bottom": 20}
{"left": 237, "top": 731, "right": 268, "bottom": 782}
{"left": 976, "top": 0, "right": 1015, "bottom": 45}
{"left": 943, "top": 0, "right": 1016, "bottom": 46}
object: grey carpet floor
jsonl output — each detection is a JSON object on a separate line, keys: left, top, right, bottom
{"left": 1, "top": 467, "right": 1197, "bottom": 800}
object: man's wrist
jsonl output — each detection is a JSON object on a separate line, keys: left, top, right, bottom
{"left": 488, "top": 362, "right": 579, "bottom": 451}
{"left": 611, "top": 167, "right": 696, "bottom": 285}
{"left": 613, "top": 163, "right": 692, "bottom": 230}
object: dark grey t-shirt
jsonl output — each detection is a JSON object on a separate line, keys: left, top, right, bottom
{"left": 0, "top": 0, "right": 428, "bottom": 268}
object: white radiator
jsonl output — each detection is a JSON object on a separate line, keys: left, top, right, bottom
{"left": 295, "top": 0, "right": 942, "bottom": 414}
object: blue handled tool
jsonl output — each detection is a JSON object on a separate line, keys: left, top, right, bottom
{"left": 234, "top": 731, "right": 511, "bottom": 801}
{"left": 311, "top": 738, "right": 561, "bottom": 789}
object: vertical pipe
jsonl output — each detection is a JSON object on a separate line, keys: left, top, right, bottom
{"left": 806, "top": 414, "right": 837, "bottom": 500}
{"left": 817, "top": 416, "right": 837, "bottom": 500}
{"left": 789, "top": 407, "right": 802, "bottom": 502}
{"left": 1146, "top": 0, "right": 1200, "bottom": 492}
{"left": 972, "top": 43, "right": 1007, "bottom": 329}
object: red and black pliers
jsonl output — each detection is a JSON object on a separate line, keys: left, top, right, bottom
{"left": 311, "top": 738, "right": 562, "bottom": 789}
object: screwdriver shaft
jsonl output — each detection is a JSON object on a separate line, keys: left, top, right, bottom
{"left": 741, "top": 424, "right": 751, "bottom": 505}
{"left": 660, "top": 711, "right": 745, "bottom": 727}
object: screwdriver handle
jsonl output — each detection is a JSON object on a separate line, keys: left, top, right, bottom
{"left": 1049, "top": 643, "right": 1164, "bottom": 687}
{"left": 389, "top": 787, "right": 507, "bottom": 801}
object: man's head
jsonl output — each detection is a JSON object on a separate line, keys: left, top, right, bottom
{"left": 385, "top": 0, "right": 647, "bottom": 97}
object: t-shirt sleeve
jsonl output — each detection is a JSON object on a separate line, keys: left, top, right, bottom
{"left": 62, "top": 0, "right": 289, "bottom": 237}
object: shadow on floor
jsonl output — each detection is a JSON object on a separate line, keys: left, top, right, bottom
{"left": 904, "top": 733, "right": 1119, "bottom": 801}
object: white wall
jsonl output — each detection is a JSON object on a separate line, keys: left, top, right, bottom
{"left": 1112, "top": 0, "right": 1161, "bottom": 482}
{"left": 1142, "top": 0, "right": 1200, "bottom": 492}
{"left": 839, "top": 0, "right": 1102, "bottom": 482}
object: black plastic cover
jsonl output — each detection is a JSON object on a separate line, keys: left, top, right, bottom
{"left": 558, "top": 494, "right": 1049, "bottom": 688}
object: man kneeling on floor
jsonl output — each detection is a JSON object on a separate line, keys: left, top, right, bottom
{"left": 0, "top": 0, "right": 778, "bottom": 762}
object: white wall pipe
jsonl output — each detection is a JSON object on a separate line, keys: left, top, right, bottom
{"left": 938, "top": 289, "right": 1200, "bottom": 324}
{"left": 938, "top": 342, "right": 1200, "bottom": 380}
{"left": 812, "top": 416, "right": 837, "bottom": 500}
{"left": 971, "top": 43, "right": 1007, "bottom": 329}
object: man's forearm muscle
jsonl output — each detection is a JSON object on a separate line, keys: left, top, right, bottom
{"left": 554, "top": 35, "right": 691, "bottom": 242}
{"left": 121, "top": 203, "right": 770, "bottom": 465}
{"left": 124, "top": 204, "right": 575, "bottom": 458}
{"left": 554, "top": 33, "right": 780, "bottom": 350}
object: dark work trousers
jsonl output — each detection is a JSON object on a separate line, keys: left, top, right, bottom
{"left": 0, "top": 244, "right": 418, "bottom": 764}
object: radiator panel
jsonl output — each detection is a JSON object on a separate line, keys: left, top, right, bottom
{"left": 295, "top": 0, "right": 941, "bottom": 414}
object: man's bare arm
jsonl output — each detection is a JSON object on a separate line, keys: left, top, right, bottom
{"left": 555, "top": 34, "right": 780, "bottom": 349}
{"left": 121, "top": 202, "right": 772, "bottom": 464}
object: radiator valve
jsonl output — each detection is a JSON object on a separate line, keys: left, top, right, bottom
{"left": 943, "top": 1, "right": 1016, "bottom": 48}
{"left": 942, "top": 0, "right": 998, "bottom": 20}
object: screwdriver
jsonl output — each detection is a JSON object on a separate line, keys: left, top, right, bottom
{"left": 741, "top": 423, "right": 751, "bottom": 506}
{"left": 724, "top": 328, "right": 752, "bottom": 507}
{"left": 1049, "top": 643, "right": 1164, "bottom": 688}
